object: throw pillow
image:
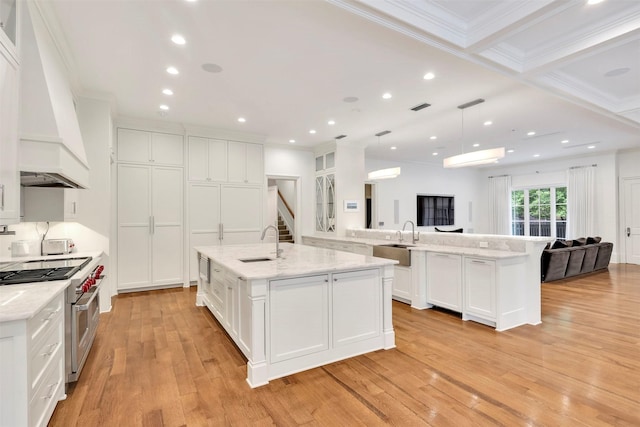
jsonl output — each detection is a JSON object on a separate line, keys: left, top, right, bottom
{"left": 572, "top": 239, "right": 584, "bottom": 246}
{"left": 586, "top": 236, "right": 602, "bottom": 244}
{"left": 551, "top": 240, "right": 568, "bottom": 249}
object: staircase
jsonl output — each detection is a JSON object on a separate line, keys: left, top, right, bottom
{"left": 278, "top": 214, "right": 294, "bottom": 243}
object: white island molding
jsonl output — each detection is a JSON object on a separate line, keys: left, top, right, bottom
{"left": 195, "top": 243, "right": 396, "bottom": 387}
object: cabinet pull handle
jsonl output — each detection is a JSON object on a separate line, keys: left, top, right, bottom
{"left": 471, "top": 260, "right": 486, "bottom": 264}
{"left": 42, "top": 382, "right": 59, "bottom": 400}
{"left": 627, "top": 227, "right": 631, "bottom": 237}
{"left": 221, "top": 223, "right": 224, "bottom": 240}
{"left": 72, "top": 201, "right": 77, "bottom": 214}
{"left": 41, "top": 342, "right": 58, "bottom": 357}
{"left": 0, "top": 184, "right": 4, "bottom": 210}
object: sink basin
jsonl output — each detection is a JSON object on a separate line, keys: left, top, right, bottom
{"left": 372, "top": 244, "right": 414, "bottom": 266}
{"left": 239, "top": 257, "right": 274, "bottom": 263}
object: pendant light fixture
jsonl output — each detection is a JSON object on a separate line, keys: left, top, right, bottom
{"left": 367, "top": 131, "right": 401, "bottom": 180}
{"left": 443, "top": 99, "right": 505, "bottom": 168}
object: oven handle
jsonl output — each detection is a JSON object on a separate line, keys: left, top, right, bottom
{"left": 75, "top": 280, "right": 102, "bottom": 311}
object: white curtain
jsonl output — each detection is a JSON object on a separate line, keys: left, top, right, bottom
{"left": 488, "top": 175, "right": 512, "bottom": 235}
{"left": 567, "top": 166, "right": 596, "bottom": 239}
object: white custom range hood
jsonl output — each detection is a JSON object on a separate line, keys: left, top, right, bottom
{"left": 19, "top": 1, "right": 89, "bottom": 189}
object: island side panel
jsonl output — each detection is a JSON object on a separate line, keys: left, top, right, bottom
{"left": 381, "top": 264, "right": 396, "bottom": 349}
{"left": 245, "top": 278, "right": 268, "bottom": 388}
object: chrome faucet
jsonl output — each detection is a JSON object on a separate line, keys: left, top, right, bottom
{"left": 396, "top": 230, "right": 403, "bottom": 243}
{"left": 261, "top": 223, "right": 283, "bottom": 258}
{"left": 402, "top": 220, "right": 418, "bottom": 244}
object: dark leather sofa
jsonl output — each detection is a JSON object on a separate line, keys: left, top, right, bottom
{"left": 541, "top": 237, "right": 613, "bottom": 282}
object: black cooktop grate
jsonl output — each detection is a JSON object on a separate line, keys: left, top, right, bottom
{"left": 0, "top": 257, "right": 92, "bottom": 285}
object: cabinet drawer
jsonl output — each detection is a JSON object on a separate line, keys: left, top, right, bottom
{"left": 210, "top": 262, "right": 224, "bottom": 282}
{"left": 29, "top": 312, "right": 63, "bottom": 393}
{"left": 29, "top": 350, "right": 64, "bottom": 427}
{"left": 28, "top": 294, "right": 63, "bottom": 345}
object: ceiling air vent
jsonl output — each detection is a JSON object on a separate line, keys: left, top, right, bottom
{"left": 457, "top": 98, "right": 485, "bottom": 109}
{"left": 410, "top": 102, "right": 431, "bottom": 111}
{"left": 375, "top": 130, "right": 391, "bottom": 137}
{"left": 335, "top": 135, "right": 347, "bottom": 140}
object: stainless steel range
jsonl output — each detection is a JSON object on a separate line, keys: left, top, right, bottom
{"left": 0, "top": 255, "right": 105, "bottom": 384}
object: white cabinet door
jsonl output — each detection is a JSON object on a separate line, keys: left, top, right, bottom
{"left": 269, "top": 275, "right": 329, "bottom": 363}
{"left": 332, "top": 269, "right": 380, "bottom": 347}
{"left": 151, "top": 167, "right": 183, "bottom": 285}
{"left": 152, "top": 132, "right": 183, "bottom": 166}
{"left": 209, "top": 139, "right": 228, "bottom": 182}
{"left": 188, "top": 183, "right": 220, "bottom": 281}
{"left": 187, "top": 136, "right": 209, "bottom": 181}
{"left": 426, "top": 252, "right": 462, "bottom": 312}
{"left": 392, "top": 265, "right": 412, "bottom": 301}
{"left": 0, "top": 46, "right": 19, "bottom": 224}
{"left": 464, "top": 258, "right": 496, "bottom": 320}
{"left": 228, "top": 141, "right": 263, "bottom": 184}
{"left": 117, "top": 164, "right": 151, "bottom": 289}
{"left": 117, "top": 128, "right": 150, "bottom": 163}
{"left": 220, "top": 185, "right": 262, "bottom": 243}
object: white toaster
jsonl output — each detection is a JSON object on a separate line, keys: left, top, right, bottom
{"left": 42, "top": 239, "right": 75, "bottom": 255}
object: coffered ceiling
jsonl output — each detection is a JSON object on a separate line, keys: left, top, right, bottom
{"left": 41, "top": 0, "right": 639, "bottom": 167}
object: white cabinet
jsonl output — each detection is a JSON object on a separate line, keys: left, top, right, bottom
{"left": 187, "top": 183, "right": 262, "bottom": 281}
{"left": 117, "top": 128, "right": 183, "bottom": 166}
{"left": 227, "top": 141, "right": 263, "bottom": 184}
{"left": 117, "top": 164, "right": 183, "bottom": 290}
{"left": 426, "top": 252, "right": 462, "bottom": 312}
{"left": 315, "top": 173, "right": 335, "bottom": 233}
{"left": 269, "top": 274, "right": 330, "bottom": 363}
{"left": 392, "top": 265, "right": 412, "bottom": 302}
{"left": 0, "top": 292, "right": 65, "bottom": 427}
{"left": 464, "top": 258, "right": 496, "bottom": 321}
{"left": 22, "top": 187, "right": 79, "bottom": 222}
{"left": 0, "top": 40, "right": 19, "bottom": 225}
{"left": 188, "top": 136, "right": 227, "bottom": 182}
{"left": 332, "top": 269, "right": 380, "bottom": 347}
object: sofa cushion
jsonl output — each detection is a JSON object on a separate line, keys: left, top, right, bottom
{"left": 542, "top": 250, "right": 570, "bottom": 282}
{"left": 571, "top": 239, "right": 585, "bottom": 246}
{"left": 580, "top": 245, "right": 600, "bottom": 273}
{"left": 551, "top": 240, "right": 569, "bottom": 249}
{"left": 594, "top": 242, "right": 613, "bottom": 270}
{"left": 587, "top": 236, "right": 602, "bottom": 244}
{"left": 565, "top": 247, "right": 586, "bottom": 277}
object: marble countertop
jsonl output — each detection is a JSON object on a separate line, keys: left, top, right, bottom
{"left": 301, "top": 235, "right": 528, "bottom": 259}
{"left": 0, "top": 251, "right": 105, "bottom": 323}
{"left": 0, "top": 280, "right": 70, "bottom": 323}
{"left": 195, "top": 243, "right": 397, "bottom": 280}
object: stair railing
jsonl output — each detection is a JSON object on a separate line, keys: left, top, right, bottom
{"left": 277, "top": 190, "right": 295, "bottom": 240}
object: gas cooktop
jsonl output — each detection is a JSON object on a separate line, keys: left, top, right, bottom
{"left": 0, "top": 257, "right": 92, "bottom": 285}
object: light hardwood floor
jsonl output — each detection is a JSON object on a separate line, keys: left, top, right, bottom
{"left": 50, "top": 264, "right": 640, "bottom": 426}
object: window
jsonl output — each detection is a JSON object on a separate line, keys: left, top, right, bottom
{"left": 511, "top": 187, "right": 566, "bottom": 238}
{"left": 417, "top": 195, "right": 455, "bottom": 226}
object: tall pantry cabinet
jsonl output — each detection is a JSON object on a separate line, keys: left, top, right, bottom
{"left": 187, "top": 136, "right": 264, "bottom": 281}
{"left": 116, "top": 128, "right": 184, "bottom": 291}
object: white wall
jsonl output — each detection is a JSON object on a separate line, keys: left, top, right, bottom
{"left": 336, "top": 143, "right": 365, "bottom": 235}
{"left": 276, "top": 179, "right": 296, "bottom": 214}
{"left": 365, "top": 158, "right": 482, "bottom": 232}
{"left": 479, "top": 152, "right": 619, "bottom": 260}
{"left": 264, "top": 145, "right": 315, "bottom": 238}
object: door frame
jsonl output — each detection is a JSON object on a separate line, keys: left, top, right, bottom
{"left": 267, "top": 174, "right": 301, "bottom": 243}
{"left": 365, "top": 182, "right": 378, "bottom": 229}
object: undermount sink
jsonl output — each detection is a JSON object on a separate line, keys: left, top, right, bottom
{"left": 239, "top": 257, "right": 274, "bottom": 263}
{"left": 372, "top": 243, "right": 414, "bottom": 266}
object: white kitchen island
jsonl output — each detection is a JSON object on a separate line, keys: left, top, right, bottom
{"left": 194, "top": 243, "right": 396, "bottom": 388}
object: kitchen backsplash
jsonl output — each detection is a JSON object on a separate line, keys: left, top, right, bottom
{"left": 0, "top": 222, "right": 100, "bottom": 258}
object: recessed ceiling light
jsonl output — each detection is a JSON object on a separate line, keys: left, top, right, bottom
{"left": 382, "top": 92, "right": 392, "bottom": 99}
{"left": 390, "top": 146, "right": 397, "bottom": 150}
{"left": 171, "top": 34, "right": 186, "bottom": 45}
{"left": 473, "top": 143, "right": 480, "bottom": 147}
{"left": 162, "top": 88, "right": 173, "bottom": 96}
{"left": 309, "top": 129, "right": 316, "bottom": 134}
{"left": 343, "top": 96, "right": 359, "bottom": 103}
{"left": 484, "top": 121, "right": 492, "bottom": 126}
{"left": 423, "top": 72, "right": 435, "bottom": 80}
{"left": 587, "top": 0, "right": 605, "bottom": 5}
{"left": 166, "top": 66, "right": 179, "bottom": 75}
{"left": 561, "top": 139, "right": 569, "bottom": 144}
{"left": 289, "top": 139, "right": 295, "bottom": 144}
{"left": 237, "top": 117, "right": 246, "bottom": 123}
{"left": 588, "top": 145, "right": 596, "bottom": 149}
{"left": 202, "top": 63, "right": 223, "bottom": 73}
{"left": 159, "top": 104, "right": 169, "bottom": 111}
{"left": 432, "top": 152, "right": 438, "bottom": 156}
{"left": 527, "top": 131, "right": 536, "bottom": 136}
{"left": 533, "top": 154, "right": 540, "bottom": 157}
{"left": 604, "top": 67, "right": 630, "bottom": 77}
{"left": 185, "top": 0, "right": 197, "bottom": 2}
{"left": 507, "top": 149, "right": 515, "bottom": 153}
{"left": 430, "top": 136, "right": 437, "bottom": 140}
{"left": 328, "top": 120, "right": 336, "bottom": 125}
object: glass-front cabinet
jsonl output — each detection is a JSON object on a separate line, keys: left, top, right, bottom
{"left": 0, "top": 0, "right": 17, "bottom": 47}
{"left": 315, "top": 150, "right": 336, "bottom": 233}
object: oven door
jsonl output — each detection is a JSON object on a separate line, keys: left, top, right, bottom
{"left": 70, "top": 283, "right": 101, "bottom": 381}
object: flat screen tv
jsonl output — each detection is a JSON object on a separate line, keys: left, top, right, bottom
{"left": 417, "top": 194, "right": 455, "bottom": 226}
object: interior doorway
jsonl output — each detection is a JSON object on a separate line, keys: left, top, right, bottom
{"left": 267, "top": 176, "right": 299, "bottom": 244}
{"left": 365, "top": 183, "right": 376, "bottom": 229}
{"left": 623, "top": 177, "right": 640, "bottom": 265}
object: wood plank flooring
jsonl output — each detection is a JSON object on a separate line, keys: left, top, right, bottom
{"left": 50, "top": 264, "right": 640, "bottom": 426}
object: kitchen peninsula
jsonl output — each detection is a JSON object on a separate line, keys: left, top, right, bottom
{"left": 195, "top": 243, "right": 396, "bottom": 388}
